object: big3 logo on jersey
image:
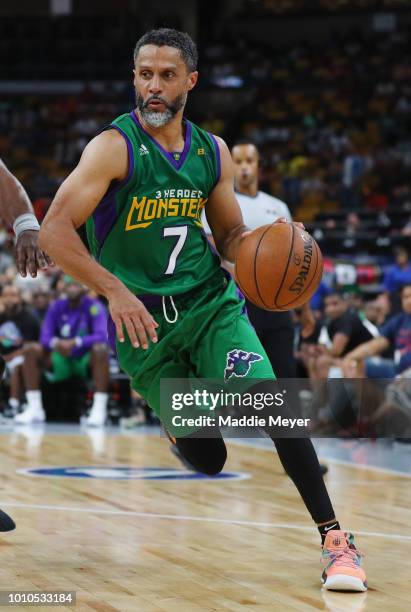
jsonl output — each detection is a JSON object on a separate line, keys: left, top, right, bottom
{"left": 125, "top": 188, "right": 207, "bottom": 230}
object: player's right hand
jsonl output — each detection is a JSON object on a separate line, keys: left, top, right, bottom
{"left": 107, "top": 285, "right": 158, "bottom": 350}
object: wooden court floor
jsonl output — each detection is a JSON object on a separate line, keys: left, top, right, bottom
{"left": 0, "top": 428, "right": 410, "bottom": 611}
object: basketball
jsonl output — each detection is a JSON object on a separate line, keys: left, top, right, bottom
{"left": 235, "top": 223, "right": 323, "bottom": 311}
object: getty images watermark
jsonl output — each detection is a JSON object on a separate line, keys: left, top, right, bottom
{"left": 159, "top": 379, "right": 314, "bottom": 438}
{"left": 170, "top": 388, "right": 310, "bottom": 430}
{"left": 161, "top": 377, "right": 411, "bottom": 439}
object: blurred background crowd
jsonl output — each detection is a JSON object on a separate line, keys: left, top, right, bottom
{"left": 0, "top": 0, "right": 410, "bottom": 431}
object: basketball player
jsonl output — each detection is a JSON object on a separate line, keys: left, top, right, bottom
{"left": 0, "top": 158, "right": 50, "bottom": 532}
{"left": 38, "top": 29, "right": 367, "bottom": 591}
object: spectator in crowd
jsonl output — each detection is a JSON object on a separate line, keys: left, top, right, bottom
{"left": 0, "top": 283, "right": 40, "bottom": 414}
{"left": 383, "top": 246, "right": 411, "bottom": 313}
{"left": 31, "top": 288, "right": 51, "bottom": 322}
{"left": 374, "top": 291, "right": 391, "bottom": 323}
{"left": 364, "top": 300, "right": 387, "bottom": 329}
{"left": 345, "top": 212, "right": 361, "bottom": 237}
{"left": 345, "top": 289, "right": 366, "bottom": 321}
{"left": 342, "top": 283, "right": 411, "bottom": 379}
{"left": 401, "top": 215, "right": 411, "bottom": 237}
{"left": 307, "top": 291, "right": 377, "bottom": 379}
{"left": 383, "top": 246, "right": 411, "bottom": 304}
{"left": 341, "top": 140, "right": 372, "bottom": 209}
{"left": 17, "top": 276, "right": 110, "bottom": 425}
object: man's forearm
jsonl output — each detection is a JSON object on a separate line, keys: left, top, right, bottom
{"left": 345, "top": 337, "right": 388, "bottom": 361}
{"left": 0, "top": 160, "right": 35, "bottom": 225}
{"left": 39, "top": 219, "right": 122, "bottom": 298}
{"left": 215, "top": 224, "right": 248, "bottom": 263}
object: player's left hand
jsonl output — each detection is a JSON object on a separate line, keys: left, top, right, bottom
{"left": 15, "top": 230, "right": 53, "bottom": 278}
{"left": 240, "top": 219, "right": 305, "bottom": 241}
{"left": 275, "top": 217, "right": 305, "bottom": 230}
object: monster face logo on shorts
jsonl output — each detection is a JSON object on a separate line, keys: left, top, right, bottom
{"left": 224, "top": 349, "right": 263, "bottom": 381}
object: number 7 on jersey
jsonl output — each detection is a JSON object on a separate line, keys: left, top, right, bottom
{"left": 163, "top": 226, "right": 188, "bottom": 275}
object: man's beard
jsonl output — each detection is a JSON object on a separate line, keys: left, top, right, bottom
{"left": 136, "top": 92, "right": 186, "bottom": 128}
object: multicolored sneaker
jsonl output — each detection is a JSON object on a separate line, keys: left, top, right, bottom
{"left": 321, "top": 530, "right": 367, "bottom": 592}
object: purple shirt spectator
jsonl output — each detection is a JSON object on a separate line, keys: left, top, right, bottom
{"left": 41, "top": 296, "right": 108, "bottom": 358}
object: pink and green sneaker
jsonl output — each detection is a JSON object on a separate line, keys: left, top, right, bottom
{"left": 321, "top": 530, "right": 367, "bottom": 592}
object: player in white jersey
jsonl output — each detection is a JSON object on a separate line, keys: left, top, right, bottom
{"left": 202, "top": 142, "right": 291, "bottom": 229}
{"left": 232, "top": 145, "right": 292, "bottom": 226}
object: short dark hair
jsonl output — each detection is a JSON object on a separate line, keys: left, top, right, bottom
{"left": 401, "top": 283, "right": 411, "bottom": 294}
{"left": 133, "top": 28, "right": 198, "bottom": 72}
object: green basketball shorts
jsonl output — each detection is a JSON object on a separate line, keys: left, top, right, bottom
{"left": 113, "top": 274, "right": 276, "bottom": 427}
{"left": 46, "top": 351, "right": 91, "bottom": 383}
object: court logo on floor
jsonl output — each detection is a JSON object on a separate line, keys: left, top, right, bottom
{"left": 18, "top": 466, "right": 250, "bottom": 481}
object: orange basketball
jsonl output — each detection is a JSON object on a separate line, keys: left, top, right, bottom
{"left": 235, "top": 223, "right": 323, "bottom": 311}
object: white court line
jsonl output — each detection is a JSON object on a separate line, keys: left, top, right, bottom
{"left": 314, "top": 455, "right": 411, "bottom": 479}
{"left": 1, "top": 501, "right": 411, "bottom": 542}
{"left": 228, "top": 438, "right": 411, "bottom": 479}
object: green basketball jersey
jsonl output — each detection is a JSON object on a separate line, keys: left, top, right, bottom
{"left": 86, "top": 110, "right": 223, "bottom": 296}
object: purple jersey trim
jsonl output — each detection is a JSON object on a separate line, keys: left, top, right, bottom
{"left": 92, "top": 125, "right": 134, "bottom": 255}
{"left": 199, "top": 226, "right": 220, "bottom": 259}
{"left": 221, "top": 267, "right": 248, "bottom": 316}
{"left": 130, "top": 110, "right": 192, "bottom": 171}
{"left": 235, "top": 285, "right": 248, "bottom": 316}
{"left": 100, "top": 125, "right": 134, "bottom": 195}
{"left": 92, "top": 125, "right": 134, "bottom": 256}
{"left": 107, "top": 316, "right": 117, "bottom": 355}
{"left": 209, "top": 133, "right": 221, "bottom": 189}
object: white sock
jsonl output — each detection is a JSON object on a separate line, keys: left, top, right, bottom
{"left": 91, "top": 392, "right": 108, "bottom": 412}
{"left": 9, "top": 398, "right": 20, "bottom": 409}
{"left": 25, "top": 390, "right": 44, "bottom": 412}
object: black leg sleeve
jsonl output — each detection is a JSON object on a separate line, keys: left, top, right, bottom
{"left": 175, "top": 430, "right": 227, "bottom": 476}
{"left": 270, "top": 436, "right": 336, "bottom": 524}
